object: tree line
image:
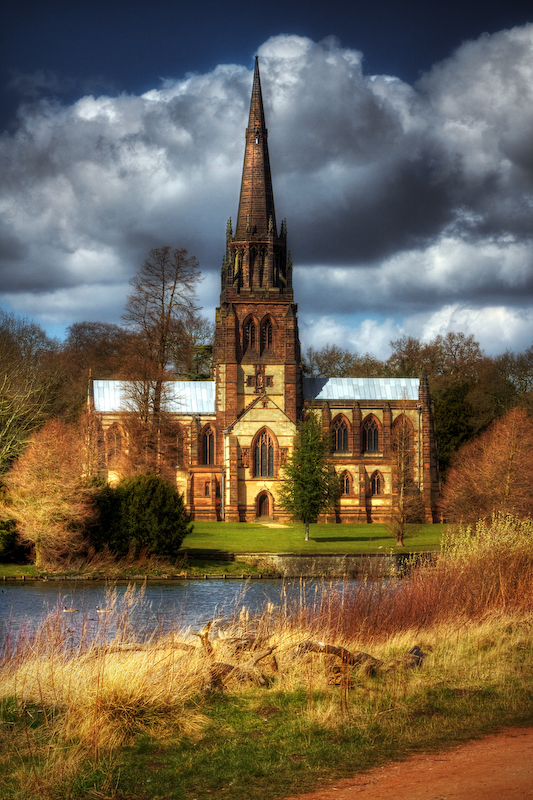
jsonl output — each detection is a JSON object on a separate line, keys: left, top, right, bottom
{"left": 1, "top": 245, "right": 532, "bottom": 564}
{"left": 0, "top": 247, "right": 205, "bottom": 565}
{"left": 304, "top": 335, "right": 533, "bottom": 478}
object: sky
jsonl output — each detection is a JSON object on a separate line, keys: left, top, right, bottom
{"left": 1, "top": 0, "right": 533, "bottom": 360}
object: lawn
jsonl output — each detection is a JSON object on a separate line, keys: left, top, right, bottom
{"left": 0, "top": 522, "right": 446, "bottom": 579}
{"left": 183, "top": 520, "right": 445, "bottom": 555}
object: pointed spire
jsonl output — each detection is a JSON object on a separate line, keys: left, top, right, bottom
{"left": 235, "top": 57, "right": 276, "bottom": 239}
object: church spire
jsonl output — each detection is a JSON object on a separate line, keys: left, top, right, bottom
{"left": 220, "top": 57, "right": 291, "bottom": 301}
{"left": 235, "top": 57, "right": 276, "bottom": 239}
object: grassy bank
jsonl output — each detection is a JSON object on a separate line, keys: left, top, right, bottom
{"left": 1, "top": 515, "right": 532, "bottom": 799}
{"left": 0, "top": 522, "right": 445, "bottom": 580}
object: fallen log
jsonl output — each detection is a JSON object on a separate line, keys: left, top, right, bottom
{"left": 381, "top": 645, "right": 428, "bottom": 671}
{"left": 79, "top": 640, "right": 198, "bottom": 661}
{"left": 248, "top": 645, "right": 278, "bottom": 668}
{"left": 205, "top": 661, "right": 268, "bottom": 692}
{"left": 293, "top": 640, "right": 382, "bottom": 673}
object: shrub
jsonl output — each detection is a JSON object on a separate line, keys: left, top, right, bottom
{"left": 0, "top": 517, "right": 23, "bottom": 562}
{"left": 441, "top": 407, "right": 533, "bottom": 523}
{"left": 92, "top": 473, "right": 192, "bottom": 558}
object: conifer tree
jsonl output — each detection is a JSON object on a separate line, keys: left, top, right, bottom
{"left": 277, "top": 412, "right": 339, "bottom": 540}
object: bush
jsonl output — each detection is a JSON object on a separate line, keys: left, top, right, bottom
{"left": 0, "top": 517, "right": 24, "bottom": 562}
{"left": 441, "top": 407, "right": 533, "bottom": 523}
{"left": 92, "top": 473, "right": 192, "bottom": 558}
{"left": 434, "top": 513, "right": 533, "bottom": 616}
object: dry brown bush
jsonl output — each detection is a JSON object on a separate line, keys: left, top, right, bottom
{"left": 3, "top": 419, "right": 96, "bottom": 567}
{"left": 441, "top": 407, "right": 533, "bottom": 524}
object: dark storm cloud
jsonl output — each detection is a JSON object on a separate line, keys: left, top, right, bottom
{"left": 0, "top": 29, "right": 532, "bottom": 354}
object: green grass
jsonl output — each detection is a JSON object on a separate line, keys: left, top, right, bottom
{"left": 0, "top": 563, "right": 41, "bottom": 578}
{"left": 115, "top": 682, "right": 533, "bottom": 800}
{"left": 183, "top": 521, "right": 445, "bottom": 555}
{"left": 0, "top": 523, "right": 446, "bottom": 578}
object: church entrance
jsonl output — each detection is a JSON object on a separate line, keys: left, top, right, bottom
{"left": 257, "top": 493, "right": 270, "bottom": 519}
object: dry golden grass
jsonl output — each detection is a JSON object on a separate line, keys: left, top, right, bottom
{"left": 2, "top": 514, "right": 533, "bottom": 798}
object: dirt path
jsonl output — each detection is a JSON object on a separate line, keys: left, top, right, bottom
{"left": 284, "top": 726, "right": 533, "bottom": 800}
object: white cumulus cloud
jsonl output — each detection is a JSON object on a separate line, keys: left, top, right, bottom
{"left": 0, "top": 28, "right": 532, "bottom": 357}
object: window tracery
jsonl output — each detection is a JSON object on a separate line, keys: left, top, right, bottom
{"left": 253, "top": 429, "right": 275, "bottom": 477}
{"left": 340, "top": 470, "right": 351, "bottom": 495}
{"left": 370, "top": 471, "right": 382, "bottom": 496}
{"left": 202, "top": 427, "right": 215, "bottom": 465}
{"left": 332, "top": 416, "right": 349, "bottom": 452}
{"left": 362, "top": 416, "right": 380, "bottom": 452}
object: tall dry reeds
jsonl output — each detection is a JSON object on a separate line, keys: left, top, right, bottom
{"left": 289, "top": 514, "right": 533, "bottom": 642}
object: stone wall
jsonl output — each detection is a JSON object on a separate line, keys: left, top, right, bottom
{"left": 232, "top": 551, "right": 428, "bottom": 578}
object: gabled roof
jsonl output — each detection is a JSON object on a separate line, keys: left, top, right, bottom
{"left": 225, "top": 390, "right": 295, "bottom": 434}
{"left": 92, "top": 380, "right": 216, "bottom": 414}
{"left": 303, "top": 377, "right": 420, "bottom": 402}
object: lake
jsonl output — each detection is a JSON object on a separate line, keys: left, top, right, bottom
{"left": 0, "top": 578, "right": 356, "bottom": 651}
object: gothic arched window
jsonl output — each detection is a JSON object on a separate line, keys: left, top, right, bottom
{"left": 244, "top": 319, "right": 256, "bottom": 350}
{"left": 107, "top": 424, "right": 122, "bottom": 464}
{"left": 340, "top": 471, "right": 351, "bottom": 495}
{"left": 332, "top": 417, "right": 349, "bottom": 452}
{"left": 254, "top": 430, "right": 274, "bottom": 477}
{"left": 202, "top": 427, "right": 214, "bottom": 465}
{"left": 261, "top": 318, "right": 273, "bottom": 351}
{"left": 371, "top": 471, "right": 382, "bottom": 496}
{"left": 392, "top": 415, "right": 414, "bottom": 475}
{"left": 362, "top": 417, "right": 380, "bottom": 453}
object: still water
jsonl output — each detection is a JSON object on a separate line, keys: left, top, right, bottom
{"left": 0, "top": 579, "right": 353, "bottom": 648}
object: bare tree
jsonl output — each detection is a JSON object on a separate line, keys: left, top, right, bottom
{"left": 388, "top": 332, "right": 483, "bottom": 386}
{"left": 172, "top": 314, "right": 215, "bottom": 379}
{"left": 389, "top": 412, "right": 424, "bottom": 546}
{"left": 441, "top": 407, "right": 533, "bottom": 524}
{"left": 120, "top": 247, "right": 201, "bottom": 474}
{"left": 304, "top": 344, "right": 384, "bottom": 378}
{"left": 0, "top": 312, "right": 60, "bottom": 475}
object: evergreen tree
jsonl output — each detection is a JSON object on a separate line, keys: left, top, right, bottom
{"left": 277, "top": 412, "right": 339, "bottom": 540}
{"left": 92, "top": 473, "right": 192, "bottom": 558}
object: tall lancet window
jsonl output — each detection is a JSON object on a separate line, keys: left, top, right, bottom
{"left": 244, "top": 320, "right": 256, "bottom": 350}
{"left": 261, "top": 318, "right": 273, "bottom": 351}
{"left": 362, "top": 417, "right": 380, "bottom": 453}
{"left": 332, "top": 417, "right": 349, "bottom": 452}
{"left": 202, "top": 428, "right": 214, "bottom": 465}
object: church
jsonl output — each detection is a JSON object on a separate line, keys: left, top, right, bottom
{"left": 91, "top": 59, "right": 439, "bottom": 524}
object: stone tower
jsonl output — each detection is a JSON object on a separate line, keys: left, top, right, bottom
{"left": 212, "top": 57, "right": 303, "bottom": 520}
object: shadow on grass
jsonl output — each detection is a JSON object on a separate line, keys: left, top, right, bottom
{"left": 312, "top": 536, "right": 391, "bottom": 543}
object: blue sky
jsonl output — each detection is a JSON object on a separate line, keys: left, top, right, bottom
{"left": 1, "top": 0, "right": 533, "bottom": 358}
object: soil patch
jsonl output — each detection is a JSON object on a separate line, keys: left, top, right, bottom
{"left": 284, "top": 726, "right": 533, "bottom": 799}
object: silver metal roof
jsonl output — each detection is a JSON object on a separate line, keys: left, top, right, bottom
{"left": 303, "top": 377, "right": 420, "bottom": 401}
{"left": 92, "top": 380, "right": 216, "bottom": 414}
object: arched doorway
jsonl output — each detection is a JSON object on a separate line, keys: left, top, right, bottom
{"left": 257, "top": 492, "right": 270, "bottom": 519}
